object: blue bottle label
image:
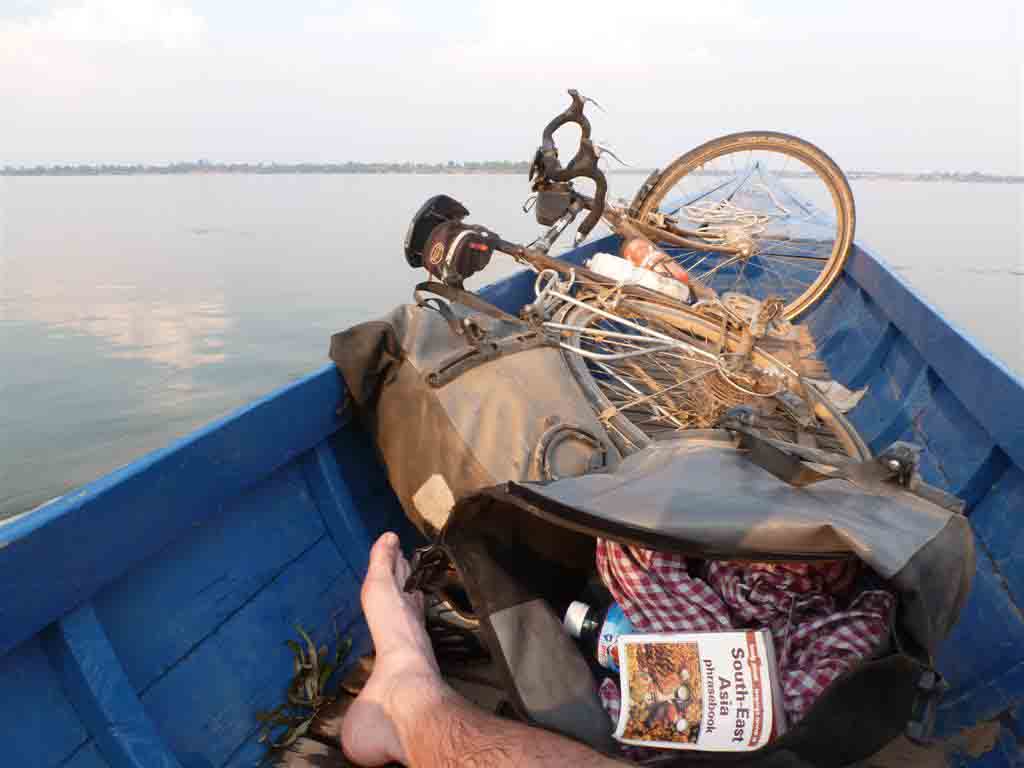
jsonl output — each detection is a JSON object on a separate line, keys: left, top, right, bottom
{"left": 596, "top": 603, "right": 634, "bottom": 671}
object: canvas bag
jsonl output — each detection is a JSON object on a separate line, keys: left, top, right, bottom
{"left": 330, "top": 283, "right": 621, "bottom": 536}
{"left": 407, "top": 431, "right": 974, "bottom": 767}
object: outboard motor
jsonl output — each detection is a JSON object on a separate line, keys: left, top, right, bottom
{"left": 404, "top": 195, "right": 496, "bottom": 286}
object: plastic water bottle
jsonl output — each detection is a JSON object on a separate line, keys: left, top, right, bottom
{"left": 621, "top": 237, "right": 691, "bottom": 285}
{"left": 563, "top": 599, "right": 634, "bottom": 672}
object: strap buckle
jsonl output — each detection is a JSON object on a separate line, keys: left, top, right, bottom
{"left": 404, "top": 543, "right": 454, "bottom": 595}
{"left": 906, "top": 668, "right": 948, "bottom": 744}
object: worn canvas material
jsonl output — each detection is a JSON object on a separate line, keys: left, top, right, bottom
{"left": 508, "top": 432, "right": 974, "bottom": 655}
{"left": 330, "top": 301, "right": 619, "bottom": 535}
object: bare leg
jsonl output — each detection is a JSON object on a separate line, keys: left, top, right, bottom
{"left": 342, "top": 532, "right": 626, "bottom": 767}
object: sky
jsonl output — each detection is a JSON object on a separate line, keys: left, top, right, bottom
{"left": 1, "top": 1, "right": 1022, "bottom": 173}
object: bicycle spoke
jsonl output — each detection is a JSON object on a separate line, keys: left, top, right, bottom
{"left": 635, "top": 136, "right": 851, "bottom": 316}
{"left": 753, "top": 259, "right": 814, "bottom": 299}
{"left": 692, "top": 254, "right": 744, "bottom": 283}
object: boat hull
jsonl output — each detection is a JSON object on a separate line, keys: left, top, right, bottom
{"left": 2, "top": 236, "right": 1021, "bottom": 766}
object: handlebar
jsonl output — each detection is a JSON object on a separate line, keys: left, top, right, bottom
{"left": 536, "top": 89, "right": 592, "bottom": 176}
{"left": 529, "top": 89, "right": 608, "bottom": 243}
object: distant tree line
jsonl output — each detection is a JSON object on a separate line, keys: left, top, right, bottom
{"left": 2, "top": 161, "right": 1020, "bottom": 183}
{"left": 0, "top": 160, "right": 533, "bottom": 176}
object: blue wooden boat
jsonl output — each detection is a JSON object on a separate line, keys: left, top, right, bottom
{"left": 2, "top": 235, "right": 1022, "bottom": 768}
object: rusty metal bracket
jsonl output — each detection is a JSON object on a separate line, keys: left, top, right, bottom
{"left": 426, "top": 331, "right": 552, "bottom": 388}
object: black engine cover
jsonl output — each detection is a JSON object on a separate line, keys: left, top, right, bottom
{"left": 404, "top": 195, "right": 470, "bottom": 268}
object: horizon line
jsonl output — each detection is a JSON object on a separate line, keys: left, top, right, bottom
{"left": 2, "top": 160, "right": 1022, "bottom": 182}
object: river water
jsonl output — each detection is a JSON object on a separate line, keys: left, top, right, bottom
{"left": 1, "top": 174, "right": 1021, "bottom": 519}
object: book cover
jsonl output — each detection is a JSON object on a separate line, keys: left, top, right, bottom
{"left": 613, "top": 629, "right": 784, "bottom": 751}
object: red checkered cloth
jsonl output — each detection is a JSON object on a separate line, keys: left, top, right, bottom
{"left": 596, "top": 540, "right": 895, "bottom": 725}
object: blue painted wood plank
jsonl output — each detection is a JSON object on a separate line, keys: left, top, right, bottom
{"left": 804, "top": 270, "right": 854, "bottom": 351}
{"left": 844, "top": 367, "right": 911, "bottom": 450}
{"left": 914, "top": 373, "right": 996, "bottom": 497}
{"left": 326, "top": 422, "right": 401, "bottom": 505}
{"left": 936, "top": 540, "right": 1024, "bottom": 736}
{"left": 62, "top": 742, "right": 113, "bottom": 768}
{"left": 812, "top": 289, "right": 936, "bottom": 461}
{"left": 874, "top": 366, "right": 942, "bottom": 484}
{"left": 219, "top": 737, "right": 267, "bottom": 768}
{"left": 0, "top": 366, "right": 344, "bottom": 660}
{"left": 970, "top": 464, "right": 1024, "bottom": 608}
{"left": 867, "top": 373, "right": 931, "bottom": 460}
{"left": 301, "top": 442, "right": 373, "bottom": 580}
{"left": 0, "top": 637, "right": 91, "bottom": 768}
{"left": 845, "top": 323, "right": 899, "bottom": 391}
{"left": 1006, "top": 709, "right": 1024, "bottom": 749}
{"left": 844, "top": 244, "right": 1024, "bottom": 474}
{"left": 879, "top": 325, "right": 931, "bottom": 397}
{"left": 811, "top": 277, "right": 894, "bottom": 390}
{"left": 42, "top": 603, "right": 183, "bottom": 768}
{"left": 325, "top": 427, "right": 421, "bottom": 549}
{"left": 92, "top": 463, "right": 326, "bottom": 694}
{"left": 325, "top": 427, "right": 389, "bottom": 500}
{"left": 139, "top": 538, "right": 364, "bottom": 768}
{"left": 828, "top": 322, "right": 991, "bottom": 496}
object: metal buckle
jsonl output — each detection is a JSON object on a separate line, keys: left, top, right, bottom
{"left": 404, "top": 544, "right": 452, "bottom": 595}
{"left": 906, "top": 668, "right": 948, "bottom": 744}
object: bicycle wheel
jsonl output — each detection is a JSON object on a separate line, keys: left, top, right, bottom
{"left": 629, "top": 132, "right": 855, "bottom": 320}
{"left": 557, "top": 297, "right": 868, "bottom": 460}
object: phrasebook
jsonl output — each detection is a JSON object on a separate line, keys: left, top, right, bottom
{"left": 614, "top": 629, "right": 786, "bottom": 751}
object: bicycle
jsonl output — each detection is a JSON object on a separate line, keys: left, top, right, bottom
{"left": 526, "top": 89, "right": 856, "bottom": 320}
{"left": 403, "top": 89, "right": 865, "bottom": 459}
{"left": 528, "top": 267, "right": 868, "bottom": 460}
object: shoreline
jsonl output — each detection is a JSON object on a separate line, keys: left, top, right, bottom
{"left": 2, "top": 165, "right": 1022, "bottom": 183}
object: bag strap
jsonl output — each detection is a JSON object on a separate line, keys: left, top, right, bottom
{"left": 414, "top": 281, "right": 555, "bottom": 388}
{"left": 414, "top": 281, "right": 524, "bottom": 326}
{"left": 719, "top": 412, "right": 965, "bottom": 514}
{"left": 426, "top": 332, "right": 551, "bottom": 388}
{"left": 405, "top": 526, "right": 617, "bottom": 753}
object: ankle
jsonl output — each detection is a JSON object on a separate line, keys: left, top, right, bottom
{"left": 388, "top": 671, "right": 449, "bottom": 718}
{"left": 391, "top": 677, "right": 457, "bottom": 755}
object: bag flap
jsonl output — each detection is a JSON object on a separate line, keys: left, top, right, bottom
{"left": 438, "top": 484, "right": 936, "bottom": 763}
{"left": 496, "top": 432, "right": 973, "bottom": 655}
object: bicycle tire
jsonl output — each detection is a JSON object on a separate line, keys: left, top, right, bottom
{"left": 557, "top": 297, "right": 869, "bottom": 460}
{"left": 630, "top": 132, "right": 855, "bottom": 320}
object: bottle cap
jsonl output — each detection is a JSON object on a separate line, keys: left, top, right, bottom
{"left": 563, "top": 600, "right": 590, "bottom": 638}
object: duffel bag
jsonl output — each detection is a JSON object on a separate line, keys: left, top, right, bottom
{"left": 407, "top": 429, "right": 973, "bottom": 767}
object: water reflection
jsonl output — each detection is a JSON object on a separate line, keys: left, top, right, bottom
{"left": 13, "top": 283, "right": 232, "bottom": 369}
{"left": 0, "top": 277, "right": 238, "bottom": 518}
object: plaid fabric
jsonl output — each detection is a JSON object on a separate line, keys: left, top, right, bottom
{"left": 596, "top": 543, "right": 732, "bottom": 633}
{"left": 596, "top": 540, "right": 895, "bottom": 724}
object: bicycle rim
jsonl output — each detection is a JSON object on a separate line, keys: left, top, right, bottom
{"left": 557, "top": 298, "right": 868, "bottom": 459}
{"left": 630, "top": 132, "right": 855, "bottom": 320}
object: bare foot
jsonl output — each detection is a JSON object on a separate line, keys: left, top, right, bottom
{"left": 342, "top": 533, "right": 444, "bottom": 766}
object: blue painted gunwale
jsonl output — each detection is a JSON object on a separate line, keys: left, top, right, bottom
{"left": 1, "top": 235, "right": 1021, "bottom": 766}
